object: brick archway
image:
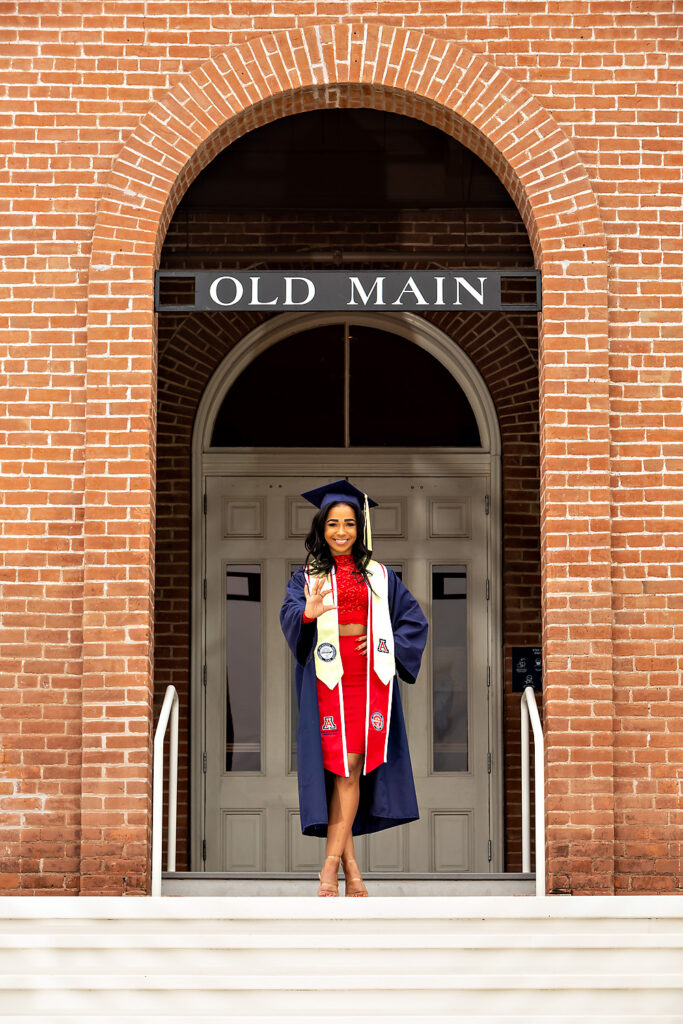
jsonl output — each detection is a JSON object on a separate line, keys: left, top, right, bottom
{"left": 83, "top": 23, "right": 612, "bottom": 894}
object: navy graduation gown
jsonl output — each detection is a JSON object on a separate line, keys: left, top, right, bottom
{"left": 280, "top": 565, "right": 428, "bottom": 838}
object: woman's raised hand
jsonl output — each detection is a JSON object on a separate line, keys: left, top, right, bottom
{"left": 304, "top": 576, "right": 336, "bottom": 619}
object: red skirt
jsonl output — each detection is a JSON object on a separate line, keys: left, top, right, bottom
{"left": 317, "top": 635, "right": 367, "bottom": 756}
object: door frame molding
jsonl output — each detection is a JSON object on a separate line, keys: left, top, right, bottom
{"left": 190, "top": 312, "right": 504, "bottom": 871}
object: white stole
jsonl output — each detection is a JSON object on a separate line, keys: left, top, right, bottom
{"left": 307, "top": 560, "right": 395, "bottom": 689}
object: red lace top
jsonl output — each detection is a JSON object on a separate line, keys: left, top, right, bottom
{"left": 334, "top": 554, "right": 369, "bottom": 624}
{"left": 302, "top": 554, "right": 368, "bottom": 624}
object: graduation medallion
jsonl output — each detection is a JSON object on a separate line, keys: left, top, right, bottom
{"left": 317, "top": 642, "right": 337, "bottom": 662}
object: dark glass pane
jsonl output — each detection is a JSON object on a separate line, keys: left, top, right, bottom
{"left": 349, "top": 326, "right": 481, "bottom": 446}
{"left": 432, "top": 565, "right": 468, "bottom": 772}
{"left": 211, "top": 326, "right": 344, "bottom": 446}
{"left": 176, "top": 109, "right": 519, "bottom": 212}
{"left": 225, "top": 565, "right": 261, "bottom": 771}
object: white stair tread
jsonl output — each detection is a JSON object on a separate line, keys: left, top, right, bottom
{"left": 2, "top": 971, "right": 683, "bottom": 990}
{"left": 7, "top": 1018, "right": 683, "bottom": 1024}
{"left": 1, "top": 894, "right": 682, "bottom": 920}
{"left": 1, "top": 931, "right": 682, "bottom": 949}
{"left": 3, "top": 897, "right": 682, "bottom": 1021}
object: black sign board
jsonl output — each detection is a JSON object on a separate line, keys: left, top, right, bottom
{"left": 155, "top": 269, "right": 541, "bottom": 313}
{"left": 511, "top": 646, "right": 543, "bottom": 693}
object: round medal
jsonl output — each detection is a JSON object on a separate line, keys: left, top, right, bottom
{"left": 317, "top": 642, "right": 337, "bottom": 662}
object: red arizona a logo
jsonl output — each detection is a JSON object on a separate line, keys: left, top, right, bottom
{"left": 322, "top": 715, "right": 337, "bottom": 732}
{"left": 377, "top": 638, "right": 390, "bottom": 653}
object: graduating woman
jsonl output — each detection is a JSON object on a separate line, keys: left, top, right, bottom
{"left": 280, "top": 479, "right": 428, "bottom": 897}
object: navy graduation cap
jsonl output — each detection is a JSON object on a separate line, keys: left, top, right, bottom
{"left": 301, "top": 478, "right": 378, "bottom": 550}
{"left": 300, "top": 478, "right": 378, "bottom": 512}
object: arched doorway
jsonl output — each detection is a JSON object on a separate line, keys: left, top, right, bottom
{"left": 156, "top": 104, "right": 543, "bottom": 880}
{"left": 191, "top": 313, "right": 502, "bottom": 874}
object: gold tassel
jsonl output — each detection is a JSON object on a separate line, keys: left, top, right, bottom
{"left": 364, "top": 492, "right": 372, "bottom": 553}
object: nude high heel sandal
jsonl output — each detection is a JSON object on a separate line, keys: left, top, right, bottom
{"left": 342, "top": 857, "right": 369, "bottom": 897}
{"left": 317, "top": 854, "right": 341, "bottom": 897}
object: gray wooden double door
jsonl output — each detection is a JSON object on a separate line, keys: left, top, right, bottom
{"left": 201, "top": 473, "right": 492, "bottom": 874}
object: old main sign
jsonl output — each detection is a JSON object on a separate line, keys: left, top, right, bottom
{"left": 155, "top": 270, "right": 541, "bottom": 313}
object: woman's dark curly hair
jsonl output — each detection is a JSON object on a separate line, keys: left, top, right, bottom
{"left": 304, "top": 500, "right": 373, "bottom": 582}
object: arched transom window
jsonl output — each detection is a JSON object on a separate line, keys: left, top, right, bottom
{"left": 210, "top": 323, "right": 481, "bottom": 448}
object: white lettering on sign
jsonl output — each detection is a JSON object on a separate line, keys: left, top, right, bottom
{"left": 284, "top": 276, "right": 315, "bottom": 305}
{"left": 178, "top": 270, "right": 511, "bottom": 312}
{"left": 209, "top": 276, "right": 244, "bottom": 306}
{"left": 249, "top": 276, "right": 278, "bottom": 305}
{"left": 453, "top": 276, "right": 486, "bottom": 306}
{"left": 347, "top": 276, "right": 385, "bottom": 306}
{"left": 392, "top": 276, "right": 429, "bottom": 306}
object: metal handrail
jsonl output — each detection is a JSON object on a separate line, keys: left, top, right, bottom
{"left": 521, "top": 684, "right": 545, "bottom": 897}
{"left": 151, "top": 684, "right": 179, "bottom": 897}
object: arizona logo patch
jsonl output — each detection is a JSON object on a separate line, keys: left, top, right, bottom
{"left": 317, "top": 642, "right": 337, "bottom": 662}
{"left": 377, "top": 638, "right": 390, "bottom": 654}
{"left": 370, "top": 711, "right": 385, "bottom": 731}
{"left": 322, "top": 715, "right": 337, "bottom": 732}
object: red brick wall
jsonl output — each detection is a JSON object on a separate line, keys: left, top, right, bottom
{"left": 161, "top": 208, "right": 532, "bottom": 264}
{"left": 1, "top": 9, "right": 680, "bottom": 895}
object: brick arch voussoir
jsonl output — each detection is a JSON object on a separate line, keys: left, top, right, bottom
{"left": 157, "top": 310, "right": 272, "bottom": 416}
{"left": 428, "top": 311, "right": 539, "bottom": 410}
{"left": 89, "top": 23, "right": 608, "bottom": 287}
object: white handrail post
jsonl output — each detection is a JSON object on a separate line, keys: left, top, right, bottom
{"left": 521, "top": 685, "right": 545, "bottom": 897}
{"left": 521, "top": 694, "right": 531, "bottom": 873}
{"left": 528, "top": 688, "right": 546, "bottom": 898}
{"left": 152, "top": 685, "right": 179, "bottom": 897}
{"left": 167, "top": 690, "right": 179, "bottom": 873}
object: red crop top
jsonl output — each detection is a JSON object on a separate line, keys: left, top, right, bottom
{"left": 302, "top": 555, "right": 369, "bottom": 624}
{"left": 334, "top": 554, "right": 369, "bottom": 624}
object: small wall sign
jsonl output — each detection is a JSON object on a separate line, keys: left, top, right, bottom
{"left": 511, "top": 646, "right": 542, "bottom": 692}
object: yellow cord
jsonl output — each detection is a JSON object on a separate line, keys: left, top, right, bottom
{"left": 364, "top": 492, "right": 372, "bottom": 552}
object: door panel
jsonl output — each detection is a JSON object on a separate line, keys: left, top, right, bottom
{"left": 366, "top": 825, "right": 408, "bottom": 873}
{"left": 221, "top": 810, "right": 264, "bottom": 871}
{"left": 287, "top": 810, "right": 325, "bottom": 871}
{"left": 431, "top": 811, "right": 472, "bottom": 872}
{"left": 203, "top": 474, "right": 491, "bottom": 873}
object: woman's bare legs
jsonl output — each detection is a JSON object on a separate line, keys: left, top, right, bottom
{"left": 319, "top": 753, "right": 363, "bottom": 886}
{"left": 341, "top": 832, "right": 368, "bottom": 896}
{"left": 342, "top": 832, "right": 358, "bottom": 864}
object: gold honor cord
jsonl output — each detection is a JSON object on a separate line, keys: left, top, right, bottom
{"left": 364, "top": 492, "right": 372, "bottom": 552}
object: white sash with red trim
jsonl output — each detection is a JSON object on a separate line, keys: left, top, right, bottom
{"left": 307, "top": 560, "right": 396, "bottom": 777}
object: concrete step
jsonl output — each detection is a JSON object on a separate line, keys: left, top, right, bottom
{"left": 3, "top": 896, "right": 683, "bottom": 936}
{"left": 1, "top": 896, "right": 681, "bottom": 1019}
{"left": 2, "top": 971, "right": 683, "bottom": 1016}
{"left": 161, "top": 873, "right": 536, "bottom": 897}
{"left": 2, "top": 933, "right": 682, "bottom": 976}
{"left": 7, "top": 1019, "right": 683, "bottom": 1024}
